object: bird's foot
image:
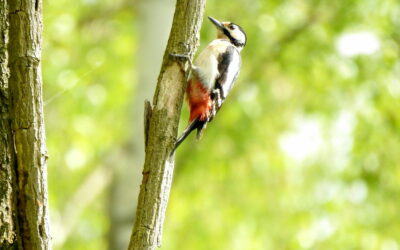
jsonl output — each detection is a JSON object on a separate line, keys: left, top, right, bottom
{"left": 211, "top": 89, "right": 223, "bottom": 108}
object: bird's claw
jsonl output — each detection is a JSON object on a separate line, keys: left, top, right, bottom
{"left": 211, "top": 89, "right": 223, "bottom": 108}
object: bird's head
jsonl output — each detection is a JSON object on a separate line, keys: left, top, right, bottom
{"left": 208, "top": 16, "right": 246, "bottom": 50}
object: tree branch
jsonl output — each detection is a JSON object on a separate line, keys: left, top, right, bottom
{"left": 128, "top": 0, "right": 206, "bottom": 249}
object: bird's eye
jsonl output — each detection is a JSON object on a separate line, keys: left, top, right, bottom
{"left": 229, "top": 24, "right": 236, "bottom": 30}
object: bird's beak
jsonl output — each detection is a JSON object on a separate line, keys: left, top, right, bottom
{"left": 208, "top": 16, "right": 224, "bottom": 31}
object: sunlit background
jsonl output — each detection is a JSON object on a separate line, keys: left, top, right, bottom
{"left": 42, "top": 0, "right": 400, "bottom": 249}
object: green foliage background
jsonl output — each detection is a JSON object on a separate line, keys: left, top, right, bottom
{"left": 43, "top": 0, "right": 400, "bottom": 249}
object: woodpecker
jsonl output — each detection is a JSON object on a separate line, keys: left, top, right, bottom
{"left": 171, "top": 16, "right": 247, "bottom": 154}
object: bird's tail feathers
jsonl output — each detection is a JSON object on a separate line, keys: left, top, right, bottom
{"left": 196, "top": 122, "right": 207, "bottom": 139}
{"left": 170, "top": 118, "right": 204, "bottom": 156}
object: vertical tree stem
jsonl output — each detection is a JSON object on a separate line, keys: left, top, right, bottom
{"left": 7, "top": 0, "right": 51, "bottom": 249}
{"left": 0, "top": 0, "right": 19, "bottom": 247}
{"left": 128, "top": 0, "right": 206, "bottom": 249}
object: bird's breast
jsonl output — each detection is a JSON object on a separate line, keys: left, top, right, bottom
{"left": 194, "top": 51, "right": 219, "bottom": 90}
{"left": 193, "top": 39, "right": 233, "bottom": 90}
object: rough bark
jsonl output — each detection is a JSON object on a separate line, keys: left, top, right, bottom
{"left": 0, "top": 1, "right": 20, "bottom": 249}
{"left": 128, "top": 0, "right": 206, "bottom": 249}
{"left": 0, "top": 0, "right": 51, "bottom": 249}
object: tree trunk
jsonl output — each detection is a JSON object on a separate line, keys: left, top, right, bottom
{"left": 108, "top": 0, "right": 174, "bottom": 249}
{"left": 0, "top": 0, "right": 19, "bottom": 248}
{"left": 0, "top": 0, "right": 51, "bottom": 249}
{"left": 128, "top": 0, "right": 206, "bottom": 249}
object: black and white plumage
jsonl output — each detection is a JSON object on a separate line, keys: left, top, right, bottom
{"left": 214, "top": 44, "right": 241, "bottom": 107}
{"left": 171, "top": 16, "right": 247, "bottom": 154}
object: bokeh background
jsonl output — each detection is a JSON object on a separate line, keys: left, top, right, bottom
{"left": 42, "top": 0, "right": 400, "bottom": 249}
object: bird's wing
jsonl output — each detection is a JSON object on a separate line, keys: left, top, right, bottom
{"left": 213, "top": 45, "right": 241, "bottom": 108}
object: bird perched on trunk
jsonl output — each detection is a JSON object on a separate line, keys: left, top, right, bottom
{"left": 171, "top": 16, "right": 247, "bottom": 154}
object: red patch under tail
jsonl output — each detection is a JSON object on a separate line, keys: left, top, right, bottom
{"left": 186, "top": 79, "right": 212, "bottom": 122}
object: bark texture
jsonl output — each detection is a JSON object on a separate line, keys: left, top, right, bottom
{"left": 128, "top": 0, "right": 206, "bottom": 249}
{"left": 0, "top": 1, "right": 20, "bottom": 248}
{"left": 0, "top": 0, "right": 51, "bottom": 249}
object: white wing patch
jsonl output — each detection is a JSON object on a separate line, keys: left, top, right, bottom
{"left": 193, "top": 39, "right": 233, "bottom": 90}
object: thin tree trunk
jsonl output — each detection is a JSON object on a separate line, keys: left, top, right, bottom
{"left": 108, "top": 0, "right": 174, "bottom": 249}
{"left": 128, "top": 0, "right": 206, "bottom": 249}
{"left": 0, "top": 0, "right": 51, "bottom": 249}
